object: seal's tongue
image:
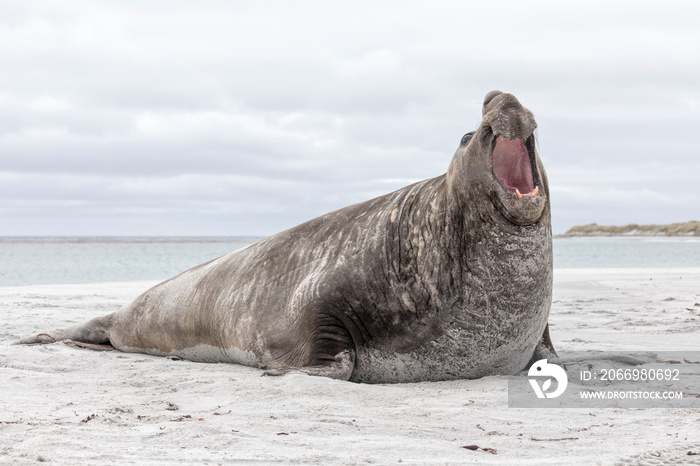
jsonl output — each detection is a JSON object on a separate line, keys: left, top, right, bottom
{"left": 493, "top": 137, "right": 535, "bottom": 196}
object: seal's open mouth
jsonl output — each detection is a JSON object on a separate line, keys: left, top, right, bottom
{"left": 492, "top": 136, "right": 539, "bottom": 199}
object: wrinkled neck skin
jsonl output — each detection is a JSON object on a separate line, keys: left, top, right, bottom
{"left": 437, "top": 93, "right": 553, "bottom": 370}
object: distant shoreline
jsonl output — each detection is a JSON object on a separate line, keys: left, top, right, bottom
{"left": 563, "top": 221, "right": 700, "bottom": 237}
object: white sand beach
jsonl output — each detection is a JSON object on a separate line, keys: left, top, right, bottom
{"left": 1, "top": 269, "right": 699, "bottom": 465}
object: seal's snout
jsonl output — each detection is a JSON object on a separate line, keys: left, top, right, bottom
{"left": 483, "top": 90, "right": 503, "bottom": 107}
{"left": 482, "top": 91, "right": 537, "bottom": 140}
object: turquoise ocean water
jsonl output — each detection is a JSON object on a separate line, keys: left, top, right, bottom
{"left": 0, "top": 236, "right": 699, "bottom": 287}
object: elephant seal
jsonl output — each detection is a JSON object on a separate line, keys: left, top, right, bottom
{"left": 18, "top": 90, "right": 556, "bottom": 383}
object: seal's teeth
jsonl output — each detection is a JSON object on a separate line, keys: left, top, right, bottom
{"left": 532, "top": 186, "right": 539, "bottom": 196}
{"left": 515, "top": 189, "right": 523, "bottom": 199}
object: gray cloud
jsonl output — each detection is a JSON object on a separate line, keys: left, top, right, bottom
{"left": 2, "top": 0, "right": 699, "bottom": 236}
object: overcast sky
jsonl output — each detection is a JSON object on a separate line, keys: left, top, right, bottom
{"left": 2, "top": 1, "right": 699, "bottom": 236}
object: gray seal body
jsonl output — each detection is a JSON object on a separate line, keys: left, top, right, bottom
{"left": 18, "top": 91, "right": 556, "bottom": 383}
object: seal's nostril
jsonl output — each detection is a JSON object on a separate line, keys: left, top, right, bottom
{"left": 483, "top": 90, "right": 503, "bottom": 107}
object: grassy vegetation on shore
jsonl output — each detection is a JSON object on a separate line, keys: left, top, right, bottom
{"left": 563, "top": 221, "right": 700, "bottom": 237}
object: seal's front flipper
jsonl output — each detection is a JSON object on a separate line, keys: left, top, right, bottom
{"left": 263, "top": 349, "right": 355, "bottom": 381}
{"left": 15, "top": 315, "right": 114, "bottom": 348}
{"left": 529, "top": 323, "right": 557, "bottom": 365}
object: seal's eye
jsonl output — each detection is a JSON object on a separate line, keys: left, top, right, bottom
{"left": 460, "top": 131, "right": 475, "bottom": 147}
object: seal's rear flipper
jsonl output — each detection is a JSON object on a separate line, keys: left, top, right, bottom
{"left": 262, "top": 349, "right": 355, "bottom": 381}
{"left": 61, "top": 340, "right": 115, "bottom": 351}
{"left": 529, "top": 323, "right": 557, "bottom": 365}
{"left": 14, "top": 315, "right": 114, "bottom": 348}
